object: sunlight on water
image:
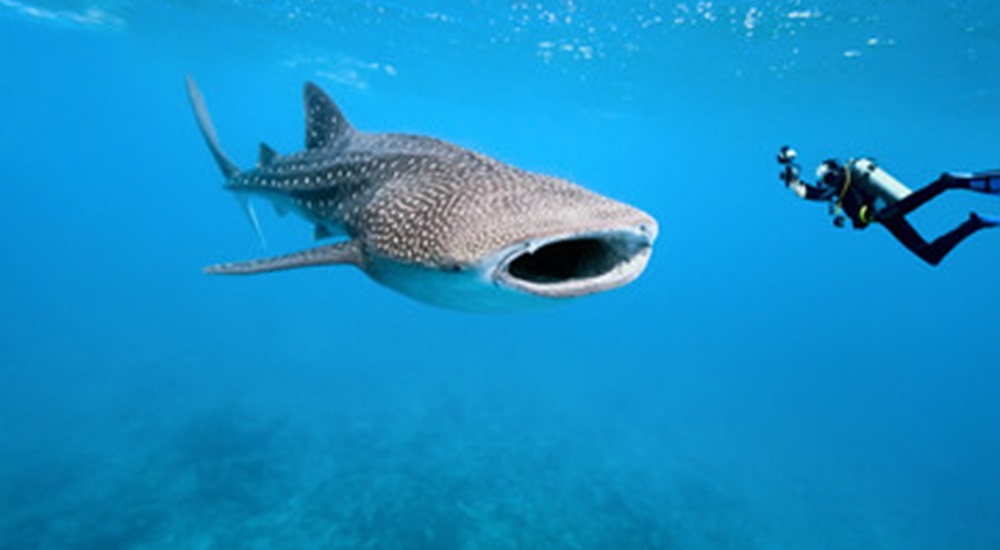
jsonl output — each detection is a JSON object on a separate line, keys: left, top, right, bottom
{"left": 0, "top": 0, "right": 126, "bottom": 29}
{"left": 5, "top": 0, "right": 992, "bottom": 91}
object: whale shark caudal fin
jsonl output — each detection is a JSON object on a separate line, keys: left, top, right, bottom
{"left": 303, "top": 82, "right": 355, "bottom": 150}
{"left": 185, "top": 76, "right": 239, "bottom": 179}
{"left": 185, "top": 75, "right": 266, "bottom": 247}
{"left": 204, "top": 240, "right": 363, "bottom": 275}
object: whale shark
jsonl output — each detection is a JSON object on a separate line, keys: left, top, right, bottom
{"left": 186, "top": 77, "right": 657, "bottom": 311}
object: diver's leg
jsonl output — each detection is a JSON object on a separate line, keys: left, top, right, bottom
{"left": 880, "top": 216, "right": 939, "bottom": 265}
{"left": 881, "top": 171, "right": 1000, "bottom": 219}
{"left": 880, "top": 175, "right": 961, "bottom": 218}
{"left": 881, "top": 213, "right": 993, "bottom": 266}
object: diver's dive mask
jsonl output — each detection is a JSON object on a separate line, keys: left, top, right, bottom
{"left": 816, "top": 160, "right": 846, "bottom": 189}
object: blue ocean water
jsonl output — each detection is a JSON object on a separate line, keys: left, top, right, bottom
{"left": 2, "top": 1, "right": 999, "bottom": 548}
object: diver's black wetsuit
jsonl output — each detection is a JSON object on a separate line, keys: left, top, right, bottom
{"left": 791, "top": 165, "right": 1000, "bottom": 266}
{"left": 877, "top": 173, "right": 1000, "bottom": 265}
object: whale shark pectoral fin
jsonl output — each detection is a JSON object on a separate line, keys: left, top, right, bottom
{"left": 204, "top": 240, "right": 363, "bottom": 275}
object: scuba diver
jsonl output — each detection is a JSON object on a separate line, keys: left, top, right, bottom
{"left": 778, "top": 146, "right": 1000, "bottom": 265}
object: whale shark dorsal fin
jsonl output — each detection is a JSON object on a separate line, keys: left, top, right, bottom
{"left": 303, "top": 82, "right": 354, "bottom": 150}
{"left": 258, "top": 142, "right": 280, "bottom": 167}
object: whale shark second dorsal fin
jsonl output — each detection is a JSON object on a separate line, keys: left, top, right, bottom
{"left": 258, "top": 142, "right": 280, "bottom": 167}
{"left": 303, "top": 82, "right": 355, "bottom": 151}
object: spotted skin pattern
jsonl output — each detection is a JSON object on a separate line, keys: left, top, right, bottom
{"left": 230, "top": 128, "right": 645, "bottom": 267}
{"left": 188, "top": 77, "right": 656, "bottom": 307}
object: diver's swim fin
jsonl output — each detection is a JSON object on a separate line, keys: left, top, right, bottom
{"left": 962, "top": 170, "right": 1000, "bottom": 194}
{"left": 971, "top": 212, "right": 1000, "bottom": 228}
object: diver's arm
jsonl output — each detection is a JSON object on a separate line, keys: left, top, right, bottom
{"left": 783, "top": 165, "right": 833, "bottom": 201}
{"left": 787, "top": 178, "right": 832, "bottom": 201}
{"left": 778, "top": 146, "right": 833, "bottom": 202}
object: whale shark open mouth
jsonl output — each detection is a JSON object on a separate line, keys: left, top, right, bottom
{"left": 495, "top": 226, "right": 655, "bottom": 298}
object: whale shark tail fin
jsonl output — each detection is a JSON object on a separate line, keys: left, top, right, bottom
{"left": 186, "top": 75, "right": 266, "bottom": 247}
{"left": 185, "top": 76, "right": 240, "bottom": 179}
